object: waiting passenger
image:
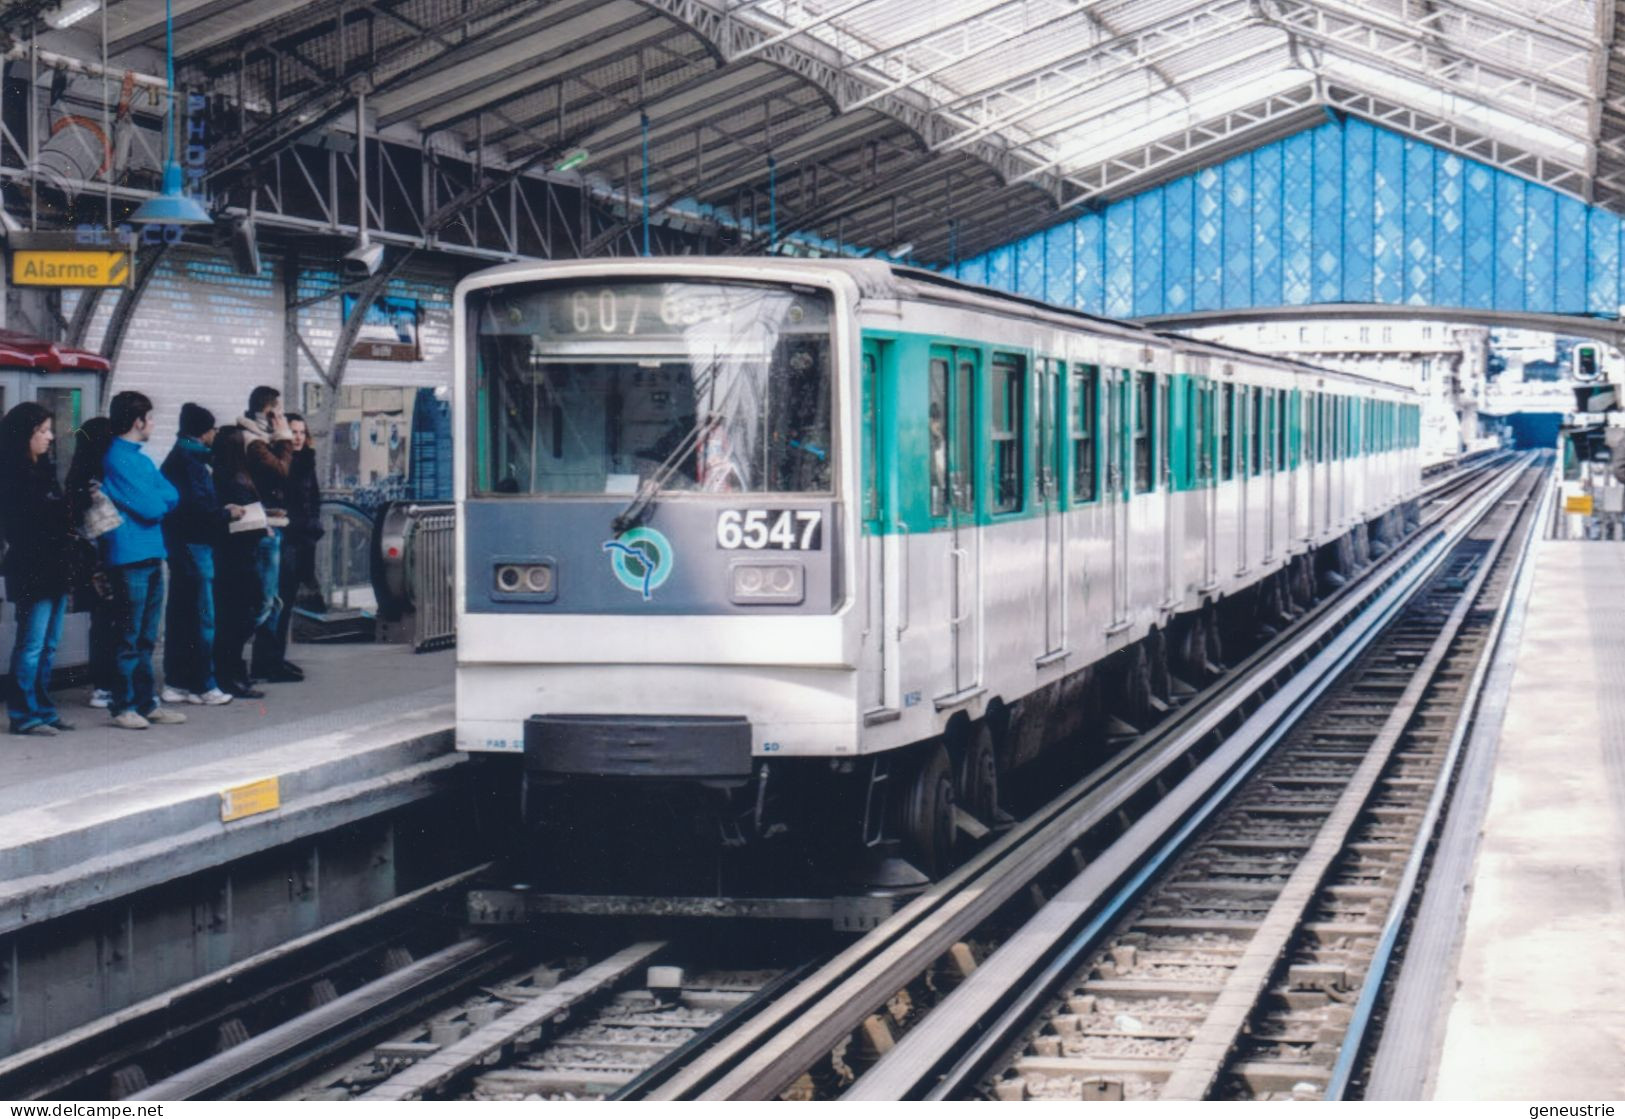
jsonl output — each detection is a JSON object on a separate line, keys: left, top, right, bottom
{"left": 159, "top": 404, "right": 243, "bottom": 706}
{"left": 269, "top": 412, "right": 324, "bottom": 668}
{"left": 65, "top": 417, "right": 118, "bottom": 709}
{"left": 0, "top": 402, "right": 75, "bottom": 736}
{"left": 101, "top": 391, "right": 185, "bottom": 730}
{"left": 238, "top": 386, "right": 296, "bottom": 684}
{"left": 211, "top": 426, "right": 267, "bottom": 700}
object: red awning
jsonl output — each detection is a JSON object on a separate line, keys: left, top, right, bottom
{"left": 0, "top": 329, "right": 110, "bottom": 374}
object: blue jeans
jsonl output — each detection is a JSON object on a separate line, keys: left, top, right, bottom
{"left": 163, "top": 543, "right": 217, "bottom": 695}
{"left": 249, "top": 528, "right": 283, "bottom": 674}
{"left": 111, "top": 561, "right": 165, "bottom": 716}
{"left": 7, "top": 594, "right": 67, "bottom": 729}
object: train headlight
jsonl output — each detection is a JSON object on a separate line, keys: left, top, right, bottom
{"left": 730, "top": 562, "right": 804, "bottom": 605}
{"left": 493, "top": 561, "right": 555, "bottom": 599}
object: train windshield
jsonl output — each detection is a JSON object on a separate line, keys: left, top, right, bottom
{"left": 469, "top": 280, "right": 834, "bottom": 497}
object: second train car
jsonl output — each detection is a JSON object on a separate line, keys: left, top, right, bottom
{"left": 453, "top": 259, "right": 1422, "bottom": 887}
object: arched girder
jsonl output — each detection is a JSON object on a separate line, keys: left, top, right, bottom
{"left": 1142, "top": 304, "right": 1625, "bottom": 350}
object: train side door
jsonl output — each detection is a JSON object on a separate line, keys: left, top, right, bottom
{"left": 860, "top": 339, "right": 890, "bottom": 716}
{"left": 1038, "top": 358, "right": 1065, "bottom": 657}
{"left": 1263, "top": 388, "right": 1276, "bottom": 563}
{"left": 1200, "top": 378, "right": 1218, "bottom": 591}
{"left": 1236, "top": 385, "right": 1250, "bottom": 574}
{"left": 932, "top": 344, "right": 981, "bottom": 698}
{"left": 1107, "top": 368, "right": 1131, "bottom": 633}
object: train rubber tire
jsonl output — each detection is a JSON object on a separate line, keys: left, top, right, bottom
{"left": 902, "top": 745, "right": 957, "bottom": 879}
{"left": 959, "top": 722, "right": 999, "bottom": 831}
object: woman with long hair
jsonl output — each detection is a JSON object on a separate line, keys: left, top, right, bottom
{"left": 65, "top": 416, "right": 117, "bottom": 707}
{"left": 0, "top": 402, "right": 75, "bottom": 735}
{"left": 210, "top": 426, "right": 267, "bottom": 698}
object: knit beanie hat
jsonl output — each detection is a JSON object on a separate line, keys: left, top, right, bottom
{"left": 179, "top": 402, "right": 216, "bottom": 437}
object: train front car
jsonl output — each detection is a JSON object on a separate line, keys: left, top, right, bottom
{"left": 455, "top": 260, "right": 865, "bottom": 895}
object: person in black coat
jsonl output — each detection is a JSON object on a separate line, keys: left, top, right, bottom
{"left": 264, "top": 412, "right": 324, "bottom": 670}
{"left": 65, "top": 416, "right": 117, "bottom": 707}
{"left": 0, "top": 402, "right": 75, "bottom": 735}
{"left": 210, "top": 426, "right": 268, "bottom": 699}
{"left": 160, "top": 404, "right": 243, "bottom": 705}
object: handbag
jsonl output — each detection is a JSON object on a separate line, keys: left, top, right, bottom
{"left": 81, "top": 488, "right": 123, "bottom": 540}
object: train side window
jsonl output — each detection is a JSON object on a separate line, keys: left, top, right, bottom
{"left": 1250, "top": 387, "right": 1263, "bottom": 476}
{"left": 1220, "top": 383, "right": 1234, "bottom": 482}
{"left": 1134, "top": 371, "right": 1155, "bottom": 494}
{"left": 1160, "top": 377, "right": 1172, "bottom": 488}
{"left": 929, "top": 357, "right": 949, "bottom": 517}
{"left": 991, "top": 353, "right": 1025, "bottom": 514}
{"left": 1276, "top": 390, "right": 1287, "bottom": 468}
{"left": 1186, "top": 378, "right": 1202, "bottom": 486}
{"left": 1071, "top": 364, "right": 1099, "bottom": 503}
{"left": 955, "top": 357, "right": 976, "bottom": 514}
{"left": 862, "top": 351, "right": 878, "bottom": 523}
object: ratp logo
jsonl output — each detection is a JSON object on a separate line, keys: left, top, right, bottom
{"left": 602, "top": 526, "right": 674, "bottom": 601}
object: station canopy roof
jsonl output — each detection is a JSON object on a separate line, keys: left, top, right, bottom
{"left": 27, "top": 0, "right": 1622, "bottom": 264}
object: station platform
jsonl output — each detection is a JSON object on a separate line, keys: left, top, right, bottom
{"left": 1423, "top": 540, "right": 1625, "bottom": 1098}
{"left": 0, "top": 641, "right": 459, "bottom": 937}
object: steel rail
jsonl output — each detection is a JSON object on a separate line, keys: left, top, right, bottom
{"left": 0, "top": 863, "right": 494, "bottom": 1101}
{"left": 652, "top": 463, "right": 1521, "bottom": 1102}
{"left": 846, "top": 458, "right": 1533, "bottom": 1101}
{"left": 1322, "top": 462, "right": 1554, "bottom": 1099}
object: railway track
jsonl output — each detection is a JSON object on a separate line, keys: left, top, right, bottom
{"left": 1, "top": 459, "right": 1529, "bottom": 1104}
{"left": 639, "top": 456, "right": 1536, "bottom": 1102}
{"left": 841, "top": 454, "right": 1546, "bottom": 1101}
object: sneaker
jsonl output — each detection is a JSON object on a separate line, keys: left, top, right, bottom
{"left": 145, "top": 708, "right": 187, "bottom": 725}
{"left": 88, "top": 689, "right": 112, "bottom": 709}
{"left": 110, "top": 710, "right": 150, "bottom": 730}
{"left": 159, "top": 685, "right": 190, "bottom": 704}
{"left": 190, "top": 688, "right": 233, "bottom": 706}
{"left": 47, "top": 718, "right": 75, "bottom": 731}
{"left": 227, "top": 683, "right": 266, "bottom": 700}
{"left": 10, "top": 721, "right": 57, "bottom": 736}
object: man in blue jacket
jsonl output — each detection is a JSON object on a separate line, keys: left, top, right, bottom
{"left": 102, "top": 391, "right": 185, "bottom": 729}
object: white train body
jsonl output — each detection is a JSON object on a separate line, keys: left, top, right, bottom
{"left": 452, "top": 258, "right": 1421, "bottom": 869}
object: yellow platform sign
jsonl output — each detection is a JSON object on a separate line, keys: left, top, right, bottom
{"left": 11, "top": 249, "right": 132, "bottom": 287}
{"left": 221, "top": 776, "right": 281, "bottom": 822}
{"left": 1565, "top": 494, "right": 1595, "bottom": 516}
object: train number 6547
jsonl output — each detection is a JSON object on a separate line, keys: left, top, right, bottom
{"left": 716, "top": 509, "right": 823, "bottom": 550}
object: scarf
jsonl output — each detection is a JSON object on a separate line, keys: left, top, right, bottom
{"left": 239, "top": 412, "right": 272, "bottom": 443}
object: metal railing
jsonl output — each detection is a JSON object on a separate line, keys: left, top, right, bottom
{"left": 406, "top": 505, "right": 457, "bottom": 651}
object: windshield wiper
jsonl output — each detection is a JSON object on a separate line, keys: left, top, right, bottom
{"left": 609, "top": 349, "right": 737, "bottom": 536}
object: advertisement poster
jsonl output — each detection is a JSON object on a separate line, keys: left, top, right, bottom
{"left": 341, "top": 293, "right": 421, "bottom": 361}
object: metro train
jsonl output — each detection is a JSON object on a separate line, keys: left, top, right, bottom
{"left": 452, "top": 259, "right": 1422, "bottom": 887}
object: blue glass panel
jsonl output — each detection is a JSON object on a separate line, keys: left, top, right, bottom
{"left": 1075, "top": 212, "right": 1104, "bottom": 315}
{"left": 1342, "top": 119, "right": 1375, "bottom": 303}
{"left": 1162, "top": 175, "right": 1194, "bottom": 313}
{"left": 1433, "top": 152, "right": 1464, "bottom": 307}
{"left": 1134, "top": 190, "right": 1164, "bottom": 317}
{"left": 1222, "top": 155, "right": 1252, "bottom": 308}
{"left": 1587, "top": 206, "right": 1619, "bottom": 316}
{"left": 1372, "top": 128, "right": 1403, "bottom": 304}
{"left": 987, "top": 244, "right": 1014, "bottom": 292}
{"left": 1555, "top": 195, "right": 1585, "bottom": 314}
{"left": 1402, "top": 138, "right": 1433, "bottom": 305}
{"left": 1312, "top": 122, "right": 1344, "bottom": 303}
{"left": 1045, "top": 223, "right": 1075, "bottom": 307}
{"left": 1017, "top": 232, "right": 1045, "bottom": 300}
{"left": 1494, "top": 174, "right": 1525, "bottom": 310}
{"left": 1524, "top": 186, "right": 1556, "bottom": 312}
{"left": 1251, "top": 141, "right": 1282, "bottom": 307}
{"left": 1462, "top": 160, "right": 1494, "bottom": 309}
{"left": 1194, "top": 165, "right": 1224, "bottom": 311}
{"left": 1280, "top": 131, "right": 1313, "bottom": 305}
{"left": 1104, "top": 201, "right": 1134, "bottom": 318}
